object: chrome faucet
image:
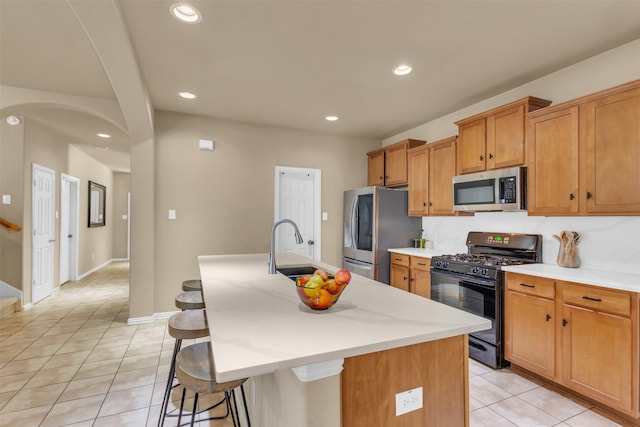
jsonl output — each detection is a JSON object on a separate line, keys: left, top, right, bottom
{"left": 268, "top": 218, "right": 304, "bottom": 274}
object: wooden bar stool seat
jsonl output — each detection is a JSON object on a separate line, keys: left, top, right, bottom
{"left": 182, "top": 279, "right": 202, "bottom": 292}
{"left": 158, "top": 309, "right": 209, "bottom": 426}
{"left": 175, "top": 341, "right": 251, "bottom": 426}
{"left": 175, "top": 291, "right": 204, "bottom": 310}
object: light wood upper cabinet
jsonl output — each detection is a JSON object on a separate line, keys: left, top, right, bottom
{"left": 385, "top": 142, "right": 410, "bottom": 187}
{"left": 367, "top": 139, "right": 426, "bottom": 188}
{"left": 582, "top": 84, "right": 640, "bottom": 214}
{"left": 407, "top": 136, "right": 457, "bottom": 216}
{"left": 407, "top": 145, "right": 429, "bottom": 216}
{"left": 527, "top": 106, "right": 580, "bottom": 215}
{"left": 429, "top": 137, "right": 458, "bottom": 216}
{"left": 527, "top": 80, "right": 640, "bottom": 216}
{"left": 367, "top": 149, "right": 385, "bottom": 186}
{"left": 456, "top": 97, "right": 551, "bottom": 175}
{"left": 457, "top": 118, "right": 486, "bottom": 174}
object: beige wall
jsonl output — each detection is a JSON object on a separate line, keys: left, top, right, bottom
{"left": 148, "top": 111, "right": 378, "bottom": 313}
{"left": 0, "top": 120, "right": 25, "bottom": 289}
{"left": 0, "top": 117, "right": 130, "bottom": 305}
{"left": 112, "top": 172, "right": 130, "bottom": 259}
{"left": 67, "top": 145, "right": 114, "bottom": 275}
{"left": 384, "top": 39, "right": 640, "bottom": 145}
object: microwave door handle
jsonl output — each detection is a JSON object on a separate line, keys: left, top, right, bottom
{"left": 495, "top": 178, "right": 501, "bottom": 203}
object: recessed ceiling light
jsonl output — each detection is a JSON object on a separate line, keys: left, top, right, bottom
{"left": 97, "top": 133, "right": 111, "bottom": 138}
{"left": 5, "top": 115, "right": 21, "bottom": 125}
{"left": 179, "top": 91, "right": 197, "bottom": 99}
{"left": 170, "top": 3, "right": 201, "bottom": 23}
{"left": 325, "top": 116, "right": 339, "bottom": 122}
{"left": 95, "top": 146, "right": 109, "bottom": 151}
{"left": 393, "top": 65, "right": 412, "bottom": 76}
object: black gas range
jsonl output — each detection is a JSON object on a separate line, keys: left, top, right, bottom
{"left": 430, "top": 232, "right": 542, "bottom": 368}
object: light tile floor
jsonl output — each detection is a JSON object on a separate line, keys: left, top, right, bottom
{"left": 0, "top": 261, "right": 630, "bottom": 426}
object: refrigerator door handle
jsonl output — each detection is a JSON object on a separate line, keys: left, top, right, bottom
{"left": 351, "top": 196, "right": 358, "bottom": 251}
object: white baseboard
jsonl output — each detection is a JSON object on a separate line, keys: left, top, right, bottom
{"left": 77, "top": 259, "right": 120, "bottom": 280}
{"left": 127, "top": 310, "right": 179, "bottom": 325}
{"left": 22, "top": 302, "right": 32, "bottom": 311}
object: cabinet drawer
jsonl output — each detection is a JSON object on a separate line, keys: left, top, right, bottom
{"left": 561, "top": 282, "right": 631, "bottom": 317}
{"left": 410, "top": 256, "right": 431, "bottom": 270}
{"left": 390, "top": 253, "right": 410, "bottom": 267}
{"left": 506, "top": 273, "right": 555, "bottom": 299}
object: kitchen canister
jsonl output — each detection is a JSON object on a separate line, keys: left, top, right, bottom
{"left": 552, "top": 230, "right": 581, "bottom": 268}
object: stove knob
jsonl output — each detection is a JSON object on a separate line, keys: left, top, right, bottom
{"left": 472, "top": 266, "right": 480, "bottom": 274}
{"left": 443, "top": 262, "right": 449, "bottom": 268}
{"left": 481, "top": 268, "right": 489, "bottom": 276}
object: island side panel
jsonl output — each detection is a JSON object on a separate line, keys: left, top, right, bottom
{"left": 341, "top": 335, "right": 469, "bottom": 427}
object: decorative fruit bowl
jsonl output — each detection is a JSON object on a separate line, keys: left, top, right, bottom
{"left": 295, "top": 268, "right": 351, "bottom": 310}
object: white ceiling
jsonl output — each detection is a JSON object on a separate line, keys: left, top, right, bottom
{"left": 2, "top": 0, "right": 639, "bottom": 172}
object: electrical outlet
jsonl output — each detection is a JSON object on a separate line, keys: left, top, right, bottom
{"left": 395, "top": 386, "right": 423, "bottom": 416}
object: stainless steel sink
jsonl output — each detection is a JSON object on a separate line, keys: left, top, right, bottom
{"left": 276, "top": 265, "right": 317, "bottom": 281}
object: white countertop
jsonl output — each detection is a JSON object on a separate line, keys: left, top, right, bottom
{"left": 198, "top": 252, "right": 490, "bottom": 383}
{"left": 502, "top": 263, "right": 640, "bottom": 293}
{"left": 388, "top": 247, "right": 444, "bottom": 258}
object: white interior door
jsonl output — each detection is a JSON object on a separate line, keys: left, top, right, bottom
{"left": 275, "top": 167, "right": 321, "bottom": 260}
{"left": 32, "top": 164, "right": 55, "bottom": 303}
{"left": 59, "top": 173, "right": 79, "bottom": 284}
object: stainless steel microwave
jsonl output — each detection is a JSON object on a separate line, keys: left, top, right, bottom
{"left": 452, "top": 166, "right": 527, "bottom": 212}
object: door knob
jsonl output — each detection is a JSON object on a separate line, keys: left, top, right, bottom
{"left": 308, "top": 240, "right": 314, "bottom": 245}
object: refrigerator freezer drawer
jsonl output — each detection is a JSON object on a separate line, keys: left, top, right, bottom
{"left": 342, "top": 257, "right": 377, "bottom": 281}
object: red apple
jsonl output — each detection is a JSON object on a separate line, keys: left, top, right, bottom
{"left": 334, "top": 269, "right": 351, "bottom": 285}
{"left": 325, "top": 278, "right": 341, "bottom": 295}
{"left": 314, "top": 269, "right": 329, "bottom": 281}
{"left": 297, "top": 274, "right": 311, "bottom": 286}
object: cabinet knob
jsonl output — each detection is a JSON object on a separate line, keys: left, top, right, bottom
{"left": 545, "top": 314, "right": 551, "bottom": 322}
{"left": 586, "top": 192, "right": 593, "bottom": 199}
{"left": 403, "top": 276, "right": 408, "bottom": 281}
{"left": 569, "top": 193, "right": 575, "bottom": 200}
{"left": 562, "top": 319, "right": 568, "bottom": 327}
{"left": 423, "top": 202, "right": 427, "bottom": 207}
{"left": 489, "top": 153, "right": 494, "bottom": 159}
{"left": 479, "top": 155, "right": 484, "bottom": 161}
{"left": 428, "top": 202, "right": 433, "bottom": 206}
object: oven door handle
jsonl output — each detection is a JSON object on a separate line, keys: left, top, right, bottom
{"left": 431, "top": 269, "right": 497, "bottom": 289}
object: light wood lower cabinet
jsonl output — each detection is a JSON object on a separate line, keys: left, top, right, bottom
{"left": 390, "top": 253, "right": 431, "bottom": 298}
{"left": 389, "top": 253, "right": 410, "bottom": 292}
{"left": 505, "top": 274, "right": 556, "bottom": 379}
{"left": 505, "top": 272, "right": 639, "bottom": 419}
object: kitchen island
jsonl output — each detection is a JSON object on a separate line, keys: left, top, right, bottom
{"left": 198, "top": 252, "right": 490, "bottom": 427}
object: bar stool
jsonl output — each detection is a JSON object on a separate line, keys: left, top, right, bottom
{"left": 175, "top": 291, "right": 204, "bottom": 311}
{"left": 158, "top": 309, "right": 209, "bottom": 426}
{"left": 182, "top": 279, "right": 202, "bottom": 292}
{"left": 175, "top": 341, "right": 251, "bottom": 427}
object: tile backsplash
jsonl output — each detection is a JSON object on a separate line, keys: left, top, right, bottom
{"left": 421, "top": 212, "right": 640, "bottom": 275}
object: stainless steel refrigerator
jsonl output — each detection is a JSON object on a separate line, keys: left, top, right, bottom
{"left": 342, "top": 187, "right": 421, "bottom": 284}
